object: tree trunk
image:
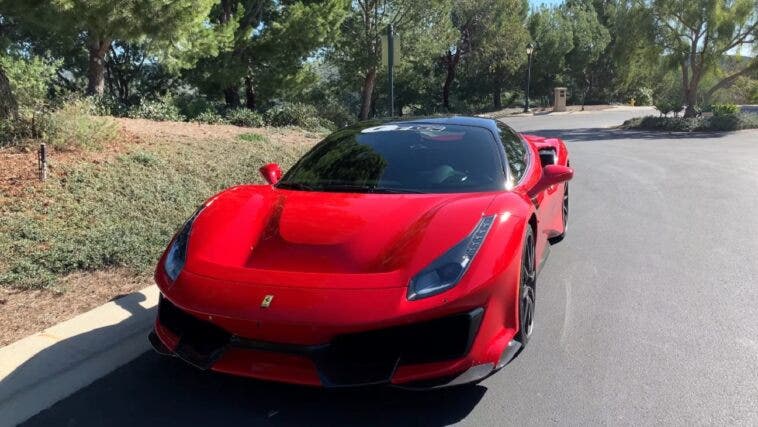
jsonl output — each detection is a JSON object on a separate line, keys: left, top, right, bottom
{"left": 224, "top": 85, "right": 241, "bottom": 108}
{"left": 244, "top": 76, "right": 256, "bottom": 110}
{"left": 681, "top": 60, "right": 700, "bottom": 118}
{"left": 0, "top": 64, "right": 18, "bottom": 120}
{"left": 86, "top": 38, "right": 110, "bottom": 96}
{"left": 359, "top": 67, "right": 377, "bottom": 120}
{"left": 492, "top": 81, "right": 502, "bottom": 110}
{"left": 442, "top": 50, "right": 461, "bottom": 111}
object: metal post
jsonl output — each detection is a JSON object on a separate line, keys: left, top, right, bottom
{"left": 387, "top": 24, "right": 395, "bottom": 117}
{"left": 524, "top": 51, "right": 533, "bottom": 113}
{"left": 38, "top": 143, "right": 47, "bottom": 181}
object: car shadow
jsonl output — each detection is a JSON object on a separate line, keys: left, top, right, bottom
{"left": 530, "top": 127, "right": 732, "bottom": 142}
{"left": 24, "top": 348, "right": 487, "bottom": 426}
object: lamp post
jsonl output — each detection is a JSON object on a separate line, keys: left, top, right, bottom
{"left": 523, "top": 42, "right": 534, "bottom": 113}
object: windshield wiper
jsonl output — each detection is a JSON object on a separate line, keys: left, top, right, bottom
{"left": 276, "top": 182, "right": 318, "bottom": 191}
{"left": 319, "top": 184, "right": 424, "bottom": 194}
{"left": 371, "top": 187, "right": 425, "bottom": 194}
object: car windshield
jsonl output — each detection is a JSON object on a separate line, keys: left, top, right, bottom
{"left": 277, "top": 123, "right": 504, "bottom": 194}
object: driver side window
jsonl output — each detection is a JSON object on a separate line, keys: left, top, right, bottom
{"left": 497, "top": 124, "right": 528, "bottom": 182}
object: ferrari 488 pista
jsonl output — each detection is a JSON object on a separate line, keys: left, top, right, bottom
{"left": 149, "top": 116, "right": 573, "bottom": 388}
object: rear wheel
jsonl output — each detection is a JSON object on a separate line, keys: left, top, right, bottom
{"left": 516, "top": 226, "right": 536, "bottom": 348}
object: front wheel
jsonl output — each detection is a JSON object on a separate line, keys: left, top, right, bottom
{"left": 516, "top": 225, "right": 536, "bottom": 348}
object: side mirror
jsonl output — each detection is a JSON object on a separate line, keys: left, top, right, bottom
{"left": 259, "top": 163, "right": 282, "bottom": 185}
{"left": 528, "top": 164, "right": 573, "bottom": 197}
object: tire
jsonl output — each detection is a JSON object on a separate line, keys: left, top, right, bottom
{"left": 515, "top": 225, "right": 536, "bottom": 349}
{"left": 548, "top": 182, "right": 569, "bottom": 245}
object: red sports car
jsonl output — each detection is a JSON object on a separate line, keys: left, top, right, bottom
{"left": 149, "top": 116, "right": 573, "bottom": 388}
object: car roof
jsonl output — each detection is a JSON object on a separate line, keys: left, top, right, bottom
{"left": 352, "top": 116, "right": 501, "bottom": 135}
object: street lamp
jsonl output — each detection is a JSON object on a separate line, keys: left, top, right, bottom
{"left": 524, "top": 42, "right": 534, "bottom": 113}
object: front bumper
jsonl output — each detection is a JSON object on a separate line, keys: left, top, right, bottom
{"left": 151, "top": 295, "right": 497, "bottom": 388}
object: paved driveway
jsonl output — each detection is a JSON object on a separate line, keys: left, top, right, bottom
{"left": 24, "top": 107, "right": 758, "bottom": 426}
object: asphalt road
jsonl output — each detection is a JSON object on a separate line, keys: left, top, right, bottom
{"left": 24, "top": 107, "right": 758, "bottom": 426}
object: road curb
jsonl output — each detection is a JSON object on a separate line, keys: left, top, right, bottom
{"left": 0, "top": 285, "right": 158, "bottom": 426}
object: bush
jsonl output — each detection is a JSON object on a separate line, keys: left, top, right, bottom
{"left": 0, "top": 117, "right": 38, "bottom": 147}
{"left": 192, "top": 110, "right": 228, "bottom": 125}
{"left": 0, "top": 55, "right": 60, "bottom": 113}
{"left": 238, "top": 132, "right": 267, "bottom": 142}
{"left": 317, "top": 104, "right": 357, "bottom": 129}
{"left": 173, "top": 94, "right": 223, "bottom": 120}
{"left": 263, "top": 102, "right": 319, "bottom": 127}
{"left": 654, "top": 101, "right": 673, "bottom": 117}
{"left": 711, "top": 103, "right": 739, "bottom": 117}
{"left": 226, "top": 108, "right": 265, "bottom": 127}
{"left": 42, "top": 100, "right": 119, "bottom": 151}
{"left": 127, "top": 99, "right": 184, "bottom": 121}
{"left": 622, "top": 113, "right": 758, "bottom": 132}
{"left": 634, "top": 87, "right": 654, "bottom": 106}
{"left": 89, "top": 95, "right": 129, "bottom": 117}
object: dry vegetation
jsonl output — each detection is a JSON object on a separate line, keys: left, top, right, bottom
{"left": 0, "top": 118, "right": 319, "bottom": 346}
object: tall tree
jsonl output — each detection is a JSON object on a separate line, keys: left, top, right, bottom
{"left": 333, "top": 0, "right": 452, "bottom": 120}
{"left": 527, "top": 5, "right": 574, "bottom": 103}
{"left": 441, "top": 0, "right": 505, "bottom": 110}
{"left": 188, "top": 0, "right": 347, "bottom": 109}
{"left": 474, "top": 0, "right": 531, "bottom": 109}
{"left": 651, "top": 0, "right": 757, "bottom": 116}
{"left": 562, "top": 0, "right": 611, "bottom": 108}
{"left": 0, "top": 0, "right": 234, "bottom": 95}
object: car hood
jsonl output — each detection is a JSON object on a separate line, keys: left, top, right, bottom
{"left": 184, "top": 185, "right": 497, "bottom": 288}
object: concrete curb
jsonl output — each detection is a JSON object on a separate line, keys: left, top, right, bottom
{"left": 0, "top": 285, "right": 158, "bottom": 426}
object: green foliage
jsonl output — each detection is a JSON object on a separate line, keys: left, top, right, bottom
{"left": 622, "top": 113, "right": 758, "bottom": 132}
{"left": 127, "top": 100, "right": 185, "bottom": 122}
{"left": 42, "top": 100, "right": 119, "bottom": 151}
{"left": 238, "top": 133, "right": 267, "bottom": 142}
{"left": 263, "top": 102, "right": 318, "bottom": 127}
{"left": 226, "top": 108, "right": 265, "bottom": 127}
{"left": 651, "top": 0, "right": 758, "bottom": 115}
{"left": 0, "top": 55, "right": 59, "bottom": 113}
{"left": 711, "top": 103, "right": 739, "bottom": 117}
{"left": 0, "top": 131, "right": 311, "bottom": 290}
{"left": 192, "top": 110, "right": 228, "bottom": 125}
{"left": 634, "top": 88, "right": 654, "bottom": 106}
{"left": 89, "top": 95, "right": 129, "bottom": 117}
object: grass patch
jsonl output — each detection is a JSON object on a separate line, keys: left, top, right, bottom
{"left": 0, "top": 132, "right": 311, "bottom": 290}
{"left": 622, "top": 113, "right": 758, "bottom": 132}
{"left": 238, "top": 132, "right": 268, "bottom": 142}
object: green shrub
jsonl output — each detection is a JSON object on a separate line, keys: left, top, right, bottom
{"left": 711, "top": 103, "right": 739, "bottom": 117}
{"left": 43, "top": 100, "right": 119, "bottom": 151}
{"left": 0, "top": 55, "right": 60, "bottom": 113}
{"left": 622, "top": 113, "right": 758, "bottom": 132}
{"left": 226, "top": 108, "right": 265, "bottom": 127}
{"left": 238, "top": 132, "right": 267, "bottom": 142}
{"left": 263, "top": 102, "right": 319, "bottom": 127}
{"left": 654, "top": 101, "right": 673, "bottom": 117}
{"left": 89, "top": 95, "right": 129, "bottom": 117}
{"left": 173, "top": 94, "right": 222, "bottom": 120}
{"left": 127, "top": 99, "right": 184, "bottom": 121}
{"left": 192, "top": 110, "right": 228, "bottom": 125}
{"left": 0, "top": 117, "right": 39, "bottom": 147}
{"left": 317, "top": 104, "right": 357, "bottom": 129}
{"left": 634, "top": 87, "right": 654, "bottom": 106}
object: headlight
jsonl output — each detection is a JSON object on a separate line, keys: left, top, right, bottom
{"left": 407, "top": 215, "right": 495, "bottom": 300}
{"left": 164, "top": 207, "right": 203, "bottom": 282}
